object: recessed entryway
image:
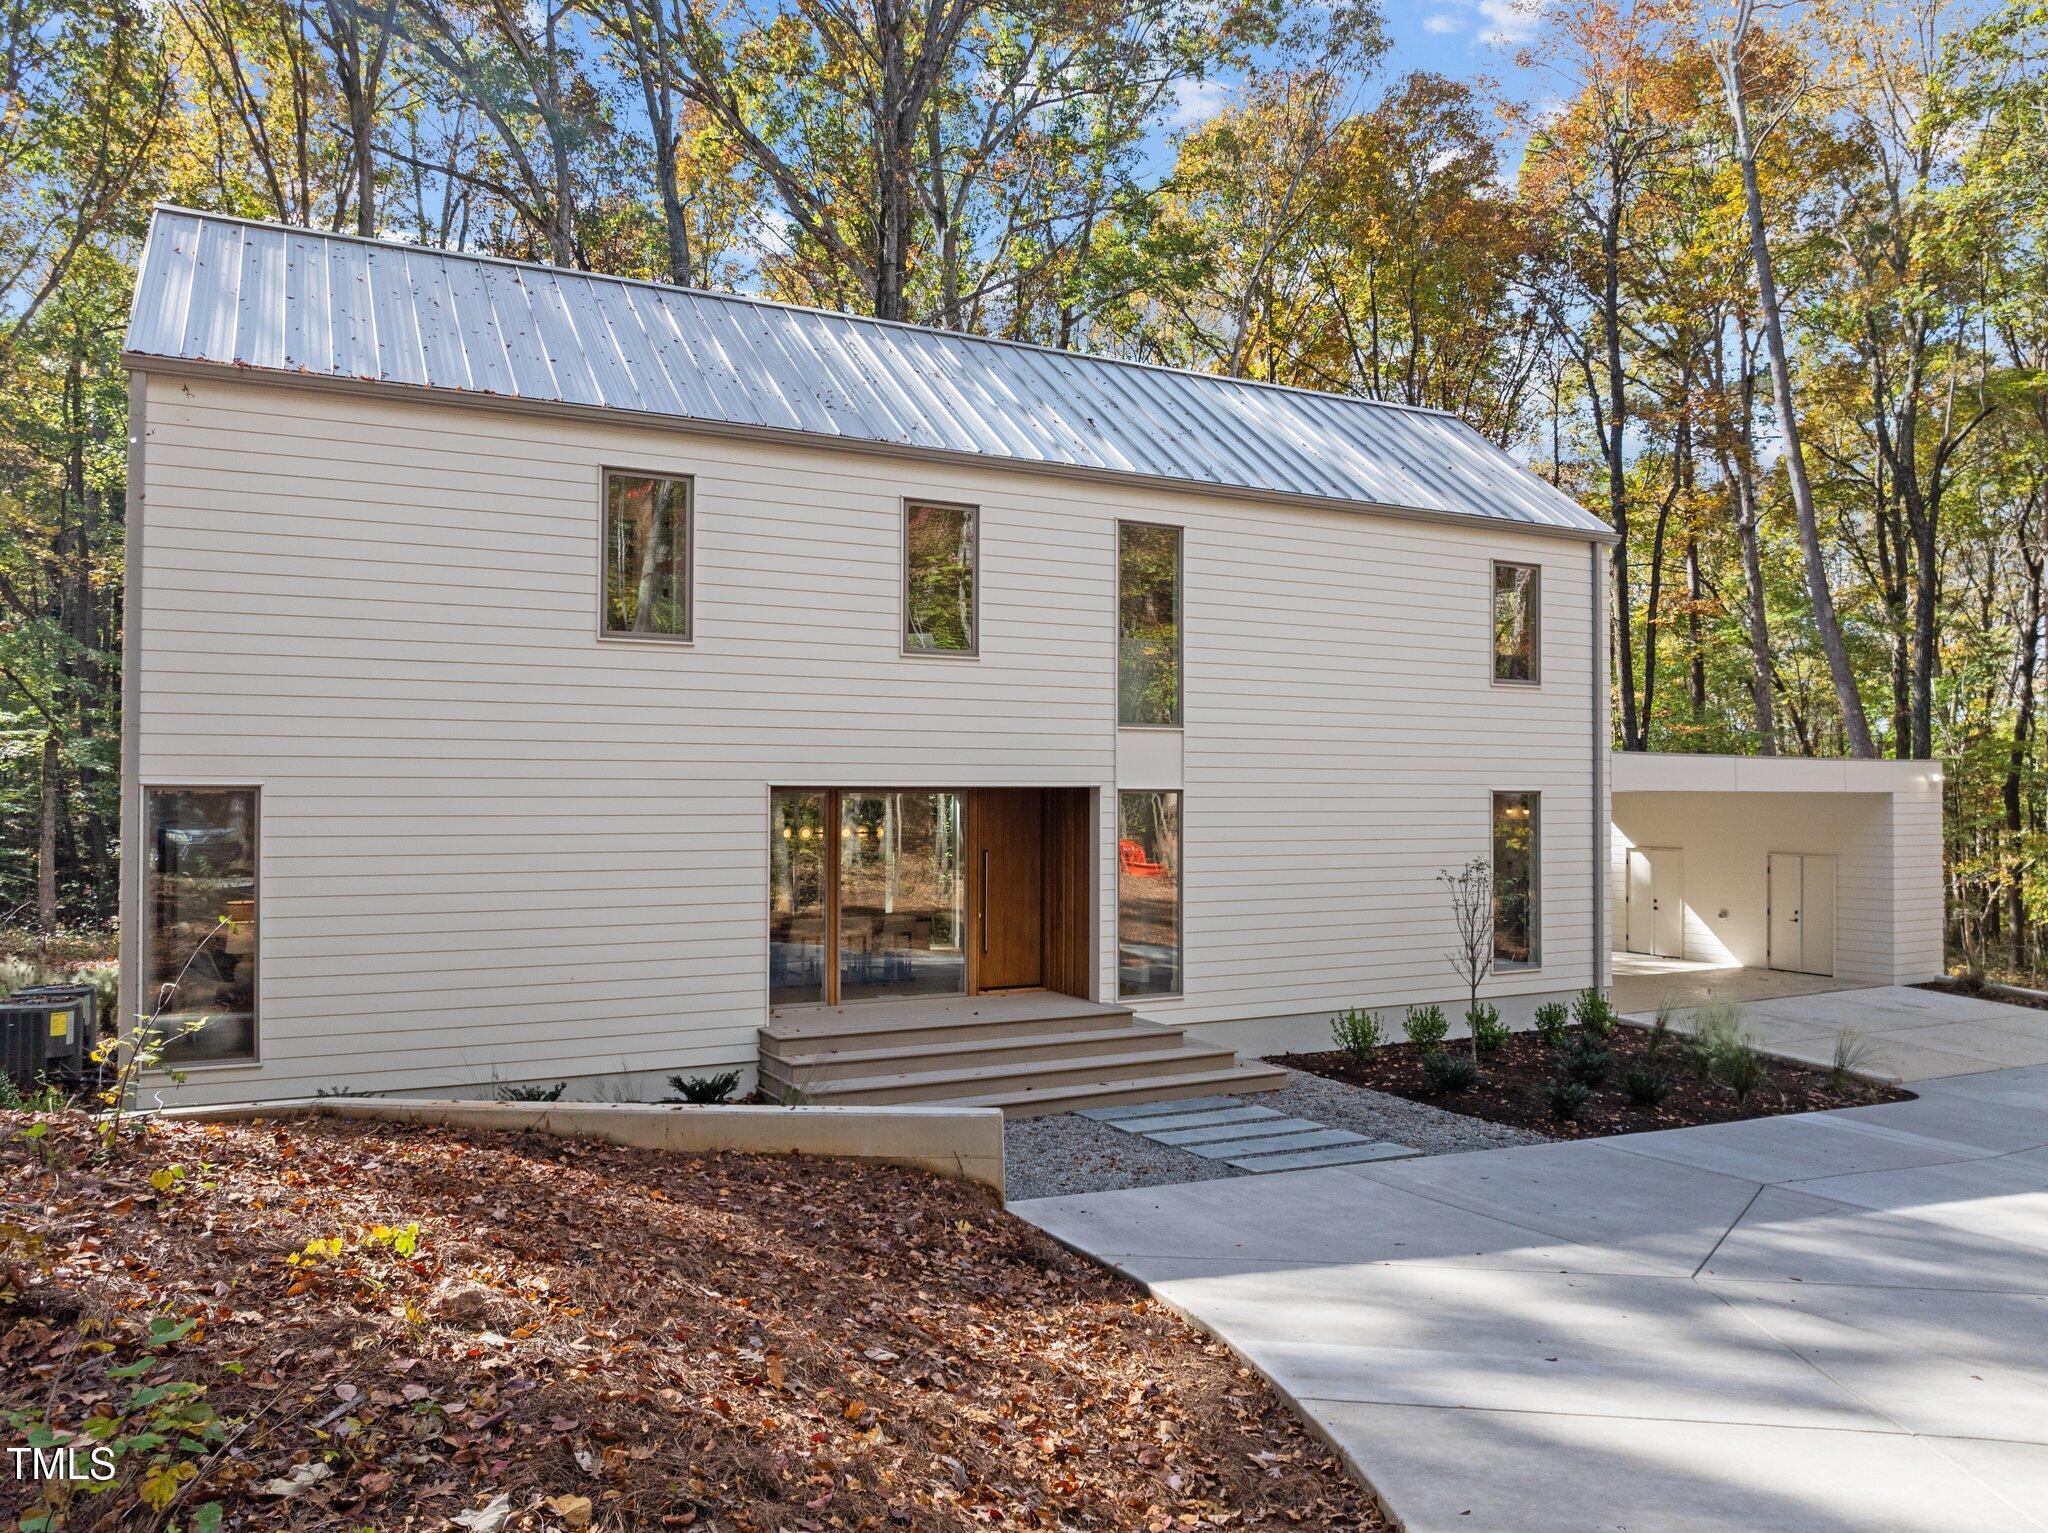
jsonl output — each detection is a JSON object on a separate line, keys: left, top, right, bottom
{"left": 768, "top": 786, "right": 1093, "bottom": 1009}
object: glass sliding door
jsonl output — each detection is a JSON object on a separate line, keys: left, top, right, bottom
{"left": 769, "top": 789, "right": 829, "bottom": 1005}
{"left": 837, "top": 790, "right": 966, "bottom": 1001}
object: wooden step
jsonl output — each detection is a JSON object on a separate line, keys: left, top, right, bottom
{"left": 785, "top": 1042, "right": 1246, "bottom": 1105}
{"left": 952, "top": 1061, "right": 1291, "bottom": 1120}
{"left": 762, "top": 1022, "right": 1185, "bottom": 1084}
{"left": 763, "top": 995, "right": 1135, "bottom": 1053}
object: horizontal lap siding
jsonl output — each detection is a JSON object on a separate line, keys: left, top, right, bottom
{"left": 1161, "top": 506, "right": 1600, "bottom": 1032}
{"left": 137, "top": 374, "right": 1601, "bottom": 1101}
{"left": 138, "top": 378, "right": 1117, "bottom": 1103}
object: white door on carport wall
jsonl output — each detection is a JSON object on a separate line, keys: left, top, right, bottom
{"left": 1625, "top": 846, "right": 1687, "bottom": 959}
{"left": 1769, "top": 853, "right": 1838, "bottom": 976}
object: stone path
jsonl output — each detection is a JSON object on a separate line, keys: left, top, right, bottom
{"left": 1077, "top": 1095, "right": 1419, "bottom": 1172}
{"left": 1022, "top": 1059, "right": 2048, "bottom": 1532}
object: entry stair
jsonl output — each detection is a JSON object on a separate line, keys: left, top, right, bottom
{"left": 758, "top": 991, "right": 1287, "bottom": 1118}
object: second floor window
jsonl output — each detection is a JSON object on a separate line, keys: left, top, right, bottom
{"left": 1119, "top": 522, "right": 1181, "bottom": 725}
{"left": 904, "top": 501, "right": 977, "bottom": 654}
{"left": 1493, "top": 560, "right": 1539, "bottom": 683}
{"left": 604, "top": 471, "right": 692, "bottom": 639}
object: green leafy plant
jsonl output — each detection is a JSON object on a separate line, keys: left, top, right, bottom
{"left": 668, "top": 1069, "right": 741, "bottom": 1105}
{"left": 1532, "top": 1001, "right": 1570, "bottom": 1049}
{"left": 1421, "top": 1050, "right": 1479, "bottom": 1095}
{"left": 1402, "top": 1004, "right": 1450, "bottom": 1054}
{"left": 0, "top": 1073, "right": 68, "bottom": 1112}
{"left": 92, "top": 918, "right": 237, "bottom": 1161}
{"left": 1621, "top": 1068, "right": 1672, "bottom": 1107}
{"left": 1467, "top": 1002, "right": 1509, "bottom": 1053}
{"left": 1556, "top": 1036, "right": 1612, "bottom": 1088}
{"left": 1572, "top": 987, "right": 1617, "bottom": 1039}
{"left": 495, "top": 1081, "right": 566, "bottom": 1102}
{"left": 7, "top": 1313, "right": 232, "bottom": 1531}
{"left": 1545, "top": 1077, "right": 1593, "bottom": 1121}
{"left": 1331, "top": 1007, "right": 1385, "bottom": 1063}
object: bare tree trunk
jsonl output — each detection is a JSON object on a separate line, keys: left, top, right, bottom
{"left": 38, "top": 733, "right": 58, "bottom": 935}
{"left": 1715, "top": 12, "right": 1876, "bottom": 756}
{"left": 2009, "top": 509, "right": 2044, "bottom": 969}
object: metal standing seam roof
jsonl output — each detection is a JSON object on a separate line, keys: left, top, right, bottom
{"left": 123, "top": 207, "right": 1614, "bottom": 541}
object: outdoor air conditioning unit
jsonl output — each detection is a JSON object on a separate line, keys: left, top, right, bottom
{"left": 1, "top": 984, "right": 97, "bottom": 1091}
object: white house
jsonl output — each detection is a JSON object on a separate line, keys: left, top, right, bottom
{"left": 119, "top": 207, "right": 1630, "bottom": 1110}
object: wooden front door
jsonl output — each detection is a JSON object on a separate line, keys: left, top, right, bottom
{"left": 972, "top": 790, "right": 1044, "bottom": 990}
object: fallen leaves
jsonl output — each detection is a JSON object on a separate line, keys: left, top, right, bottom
{"left": 3, "top": 1111, "right": 1384, "bottom": 1530}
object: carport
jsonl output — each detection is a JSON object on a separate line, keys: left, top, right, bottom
{"left": 1609, "top": 754, "right": 1945, "bottom": 1013}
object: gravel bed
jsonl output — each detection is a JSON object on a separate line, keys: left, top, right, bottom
{"left": 1005, "top": 1065, "right": 1550, "bottom": 1202}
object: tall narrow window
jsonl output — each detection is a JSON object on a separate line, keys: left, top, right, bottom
{"left": 904, "top": 502, "right": 976, "bottom": 653}
{"left": 1492, "top": 561, "right": 1539, "bottom": 684}
{"left": 769, "top": 790, "right": 829, "bottom": 1007}
{"left": 1118, "top": 790, "right": 1182, "bottom": 997}
{"left": 604, "top": 471, "right": 692, "bottom": 638}
{"left": 1492, "top": 790, "right": 1539, "bottom": 967}
{"left": 1119, "top": 522, "right": 1182, "bottom": 725}
{"left": 146, "top": 788, "right": 259, "bottom": 1064}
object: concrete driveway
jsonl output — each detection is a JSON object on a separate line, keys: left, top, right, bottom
{"left": 1014, "top": 1062, "right": 2048, "bottom": 1531}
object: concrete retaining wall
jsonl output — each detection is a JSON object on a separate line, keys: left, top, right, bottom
{"left": 164, "top": 1099, "right": 1005, "bottom": 1196}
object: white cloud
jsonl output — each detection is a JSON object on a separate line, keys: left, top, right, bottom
{"left": 1477, "top": 0, "right": 1541, "bottom": 46}
{"left": 1422, "top": 12, "right": 1463, "bottom": 33}
{"left": 1167, "top": 75, "right": 1237, "bottom": 129}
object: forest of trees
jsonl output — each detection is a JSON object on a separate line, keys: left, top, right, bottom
{"left": 1, "top": 0, "right": 2043, "bottom": 969}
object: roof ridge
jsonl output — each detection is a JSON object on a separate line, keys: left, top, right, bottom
{"left": 144, "top": 203, "right": 1467, "bottom": 425}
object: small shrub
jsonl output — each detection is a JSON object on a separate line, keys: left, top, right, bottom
{"left": 1557, "top": 1036, "right": 1612, "bottom": 1088}
{"left": 1949, "top": 963, "right": 1986, "bottom": 994}
{"left": 1331, "top": 1007, "right": 1385, "bottom": 1063}
{"left": 1402, "top": 1004, "right": 1450, "bottom": 1054}
{"left": 668, "top": 1069, "right": 741, "bottom": 1105}
{"left": 1545, "top": 1077, "right": 1593, "bottom": 1121}
{"left": 1532, "top": 1000, "right": 1570, "bottom": 1049}
{"left": 1572, "top": 987, "right": 1618, "bottom": 1039}
{"left": 1467, "top": 1002, "right": 1510, "bottom": 1053}
{"left": 496, "top": 1081, "right": 566, "bottom": 1103}
{"left": 314, "top": 1084, "right": 380, "bottom": 1098}
{"left": 1646, "top": 1001, "right": 1678, "bottom": 1059}
{"left": 1688, "top": 1001, "right": 1767, "bottom": 1102}
{"left": 1622, "top": 1068, "right": 1672, "bottom": 1107}
{"left": 1828, "top": 1027, "right": 1885, "bottom": 1093}
{"left": 1421, "top": 1051, "right": 1480, "bottom": 1095}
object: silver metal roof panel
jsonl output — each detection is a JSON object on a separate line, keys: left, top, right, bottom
{"left": 125, "top": 207, "right": 1613, "bottom": 540}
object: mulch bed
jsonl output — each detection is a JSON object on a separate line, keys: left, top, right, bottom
{"left": 1918, "top": 978, "right": 2048, "bottom": 1012}
{"left": 2, "top": 1112, "right": 1382, "bottom": 1532}
{"left": 1274, "top": 1026, "right": 1911, "bottom": 1141}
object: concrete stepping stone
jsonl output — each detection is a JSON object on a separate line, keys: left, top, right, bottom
{"left": 1142, "top": 1110, "right": 1303, "bottom": 1143}
{"left": 1180, "top": 1126, "right": 1368, "bottom": 1160}
{"left": 1105, "top": 1105, "right": 1281, "bottom": 1136}
{"left": 1077, "top": 1095, "right": 1243, "bottom": 1123}
{"left": 1225, "top": 1140, "right": 1421, "bottom": 1172}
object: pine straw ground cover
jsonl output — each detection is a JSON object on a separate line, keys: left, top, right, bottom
{"left": 1, "top": 1112, "right": 1382, "bottom": 1533}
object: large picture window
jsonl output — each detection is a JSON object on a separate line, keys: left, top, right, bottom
{"left": 1118, "top": 790, "right": 1182, "bottom": 997}
{"left": 604, "top": 470, "right": 692, "bottom": 639}
{"left": 1119, "top": 522, "right": 1182, "bottom": 726}
{"left": 838, "top": 791, "right": 966, "bottom": 1000}
{"left": 904, "top": 501, "right": 977, "bottom": 654}
{"left": 1492, "top": 790, "right": 1539, "bottom": 967}
{"left": 146, "top": 788, "right": 259, "bottom": 1064}
{"left": 1492, "top": 561, "right": 1539, "bottom": 684}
